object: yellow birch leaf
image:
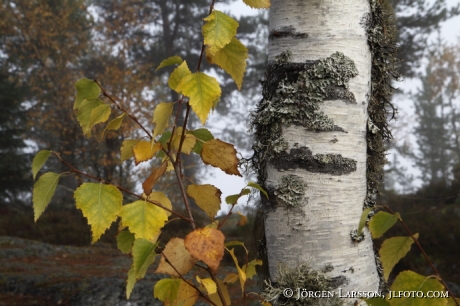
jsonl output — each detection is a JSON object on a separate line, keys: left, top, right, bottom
{"left": 168, "top": 61, "right": 191, "bottom": 92}
{"left": 369, "top": 211, "right": 400, "bottom": 239}
{"left": 196, "top": 276, "right": 217, "bottom": 295}
{"left": 133, "top": 140, "right": 162, "bottom": 165}
{"left": 166, "top": 280, "right": 199, "bottom": 306}
{"left": 120, "top": 200, "right": 168, "bottom": 241}
{"left": 89, "top": 103, "right": 111, "bottom": 128}
{"left": 154, "top": 278, "right": 181, "bottom": 303}
{"left": 33, "top": 172, "right": 61, "bottom": 221}
{"left": 223, "top": 273, "right": 238, "bottom": 284}
{"left": 237, "top": 211, "right": 247, "bottom": 226}
{"left": 176, "top": 72, "right": 221, "bottom": 125}
{"left": 152, "top": 102, "right": 174, "bottom": 137}
{"left": 142, "top": 161, "right": 167, "bottom": 196}
{"left": 186, "top": 184, "right": 221, "bottom": 219}
{"left": 32, "top": 150, "right": 51, "bottom": 180}
{"left": 390, "top": 270, "right": 447, "bottom": 306}
{"left": 156, "top": 56, "right": 183, "bottom": 71}
{"left": 101, "top": 113, "right": 125, "bottom": 141}
{"left": 74, "top": 78, "right": 100, "bottom": 109}
{"left": 74, "top": 183, "right": 123, "bottom": 243}
{"left": 202, "top": 10, "right": 238, "bottom": 56}
{"left": 185, "top": 228, "right": 225, "bottom": 273}
{"left": 243, "top": 0, "right": 271, "bottom": 8}
{"left": 172, "top": 127, "right": 197, "bottom": 155}
{"left": 379, "top": 234, "right": 419, "bottom": 281}
{"left": 208, "top": 279, "right": 231, "bottom": 306}
{"left": 227, "top": 248, "right": 247, "bottom": 295}
{"left": 206, "top": 37, "right": 248, "bottom": 90}
{"left": 243, "top": 259, "right": 263, "bottom": 279}
{"left": 148, "top": 191, "right": 173, "bottom": 217}
{"left": 201, "top": 139, "right": 241, "bottom": 176}
{"left": 120, "top": 139, "right": 141, "bottom": 162}
{"left": 155, "top": 238, "right": 196, "bottom": 277}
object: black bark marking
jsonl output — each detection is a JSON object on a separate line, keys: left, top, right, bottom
{"left": 272, "top": 146, "right": 357, "bottom": 175}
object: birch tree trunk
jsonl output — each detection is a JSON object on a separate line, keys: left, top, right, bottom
{"left": 252, "top": 0, "right": 387, "bottom": 304}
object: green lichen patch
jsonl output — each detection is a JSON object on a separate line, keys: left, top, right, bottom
{"left": 262, "top": 263, "right": 346, "bottom": 306}
{"left": 274, "top": 174, "right": 305, "bottom": 207}
{"left": 251, "top": 51, "right": 358, "bottom": 184}
{"left": 274, "top": 146, "right": 357, "bottom": 176}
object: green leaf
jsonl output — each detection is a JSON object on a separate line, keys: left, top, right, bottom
{"left": 206, "top": 37, "right": 248, "bottom": 90}
{"left": 379, "top": 234, "right": 418, "bottom": 281}
{"left": 74, "top": 183, "right": 123, "bottom": 243}
{"left": 390, "top": 271, "right": 447, "bottom": 306}
{"left": 224, "top": 241, "right": 245, "bottom": 248}
{"left": 190, "top": 128, "right": 214, "bottom": 154}
{"left": 202, "top": 10, "right": 239, "bottom": 56}
{"left": 89, "top": 103, "right": 111, "bottom": 128}
{"left": 74, "top": 78, "right": 100, "bottom": 109}
{"left": 176, "top": 72, "right": 221, "bottom": 125}
{"left": 247, "top": 182, "right": 268, "bottom": 198}
{"left": 120, "top": 139, "right": 141, "bottom": 162}
{"left": 33, "top": 172, "right": 61, "bottom": 222}
{"left": 369, "top": 211, "right": 400, "bottom": 239}
{"left": 158, "top": 131, "right": 172, "bottom": 146}
{"left": 126, "top": 265, "right": 136, "bottom": 299}
{"left": 152, "top": 102, "right": 174, "bottom": 137}
{"left": 120, "top": 200, "right": 168, "bottom": 241}
{"left": 243, "top": 0, "right": 271, "bottom": 8}
{"left": 358, "top": 207, "right": 373, "bottom": 235}
{"left": 32, "top": 150, "right": 51, "bottom": 180}
{"left": 154, "top": 278, "right": 181, "bottom": 303}
{"left": 243, "top": 259, "right": 263, "bottom": 279}
{"left": 156, "top": 56, "right": 183, "bottom": 71}
{"left": 101, "top": 113, "right": 125, "bottom": 140}
{"left": 76, "top": 98, "right": 105, "bottom": 136}
{"left": 117, "top": 230, "right": 135, "bottom": 254}
{"left": 168, "top": 61, "right": 191, "bottom": 92}
{"left": 225, "top": 188, "right": 250, "bottom": 205}
{"left": 132, "top": 238, "right": 157, "bottom": 279}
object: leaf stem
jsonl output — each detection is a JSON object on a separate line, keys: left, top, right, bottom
{"left": 384, "top": 205, "right": 459, "bottom": 305}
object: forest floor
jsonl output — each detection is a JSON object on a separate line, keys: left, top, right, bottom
{"left": 0, "top": 236, "right": 260, "bottom": 306}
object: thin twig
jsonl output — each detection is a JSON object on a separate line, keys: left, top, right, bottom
{"left": 94, "top": 80, "right": 152, "bottom": 139}
{"left": 161, "top": 252, "right": 217, "bottom": 306}
{"left": 207, "top": 267, "right": 227, "bottom": 306}
{"left": 384, "top": 205, "right": 460, "bottom": 305}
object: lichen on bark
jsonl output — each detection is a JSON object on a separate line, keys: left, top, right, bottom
{"left": 251, "top": 51, "right": 359, "bottom": 184}
{"left": 274, "top": 174, "right": 305, "bottom": 207}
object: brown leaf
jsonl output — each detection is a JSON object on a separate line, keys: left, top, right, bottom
{"left": 184, "top": 228, "right": 225, "bottom": 273}
{"left": 155, "top": 238, "right": 196, "bottom": 277}
{"left": 201, "top": 139, "right": 241, "bottom": 176}
{"left": 142, "top": 162, "right": 167, "bottom": 195}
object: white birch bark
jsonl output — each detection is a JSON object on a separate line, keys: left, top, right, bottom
{"left": 264, "top": 0, "right": 379, "bottom": 299}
